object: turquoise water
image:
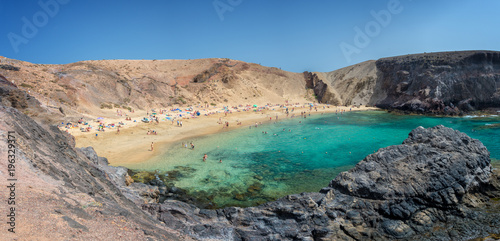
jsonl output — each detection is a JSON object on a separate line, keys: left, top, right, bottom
{"left": 127, "top": 111, "right": 500, "bottom": 208}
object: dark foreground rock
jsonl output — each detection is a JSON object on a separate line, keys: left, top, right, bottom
{"left": 0, "top": 104, "right": 186, "bottom": 239}
{"left": 143, "top": 125, "right": 500, "bottom": 240}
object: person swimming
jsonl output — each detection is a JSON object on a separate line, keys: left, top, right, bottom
{"left": 203, "top": 154, "right": 207, "bottom": 162}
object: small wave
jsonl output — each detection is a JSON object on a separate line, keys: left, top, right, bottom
{"left": 462, "top": 115, "right": 498, "bottom": 118}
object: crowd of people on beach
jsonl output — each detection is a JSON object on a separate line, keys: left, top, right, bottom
{"left": 60, "top": 102, "right": 361, "bottom": 156}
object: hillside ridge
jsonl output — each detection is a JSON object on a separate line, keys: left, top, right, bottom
{"left": 0, "top": 56, "right": 313, "bottom": 120}
{"left": 1, "top": 50, "right": 500, "bottom": 120}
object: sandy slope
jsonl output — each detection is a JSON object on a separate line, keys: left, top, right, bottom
{"left": 314, "top": 60, "right": 378, "bottom": 106}
{"left": 0, "top": 56, "right": 313, "bottom": 120}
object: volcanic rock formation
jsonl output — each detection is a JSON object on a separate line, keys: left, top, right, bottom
{"left": 143, "top": 125, "right": 500, "bottom": 240}
{"left": 314, "top": 51, "right": 500, "bottom": 114}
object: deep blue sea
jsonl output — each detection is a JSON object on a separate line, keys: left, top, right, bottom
{"left": 126, "top": 111, "right": 500, "bottom": 207}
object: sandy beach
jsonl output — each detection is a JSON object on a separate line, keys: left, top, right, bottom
{"left": 70, "top": 103, "right": 378, "bottom": 167}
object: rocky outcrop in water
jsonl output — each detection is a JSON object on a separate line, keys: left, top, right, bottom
{"left": 143, "top": 125, "right": 500, "bottom": 240}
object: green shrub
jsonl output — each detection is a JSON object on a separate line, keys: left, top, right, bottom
{"left": 20, "top": 83, "right": 34, "bottom": 88}
{"left": 100, "top": 103, "right": 113, "bottom": 109}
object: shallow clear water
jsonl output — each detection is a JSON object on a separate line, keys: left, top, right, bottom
{"left": 126, "top": 111, "right": 500, "bottom": 208}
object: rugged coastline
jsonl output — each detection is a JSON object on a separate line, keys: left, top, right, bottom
{"left": 1, "top": 51, "right": 500, "bottom": 240}
{"left": 140, "top": 125, "right": 500, "bottom": 240}
{"left": 2, "top": 97, "right": 500, "bottom": 240}
{"left": 312, "top": 51, "right": 500, "bottom": 115}
{"left": 2, "top": 100, "right": 499, "bottom": 239}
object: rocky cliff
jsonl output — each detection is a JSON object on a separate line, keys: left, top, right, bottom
{"left": 314, "top": 51, "right": 500, "bottom": 114}
{"left": 143, "top": 125, "right": 500, "bottom": 240}
{"left": 0, "top": 80, "right": 188, "bottom": 240}
{"left": 374, "top": 51, "right": 500, "bottom": 114}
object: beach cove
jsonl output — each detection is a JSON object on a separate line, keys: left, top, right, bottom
{"left": 71, "top": 106, "right": 500, "bottom": 208}
{"left": 72, "top": 103, "right": 375, "bottom": 166}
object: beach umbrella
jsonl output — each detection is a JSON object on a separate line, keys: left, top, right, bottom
{"left": 253, "top": 104, "right": 257, "bottom": 107}
{"left": 97, "top": 117, "right": 104, "bottom": 120}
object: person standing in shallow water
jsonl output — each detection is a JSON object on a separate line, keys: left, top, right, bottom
{"left": 203, "top": 154, "right": 207, "bottom": 162}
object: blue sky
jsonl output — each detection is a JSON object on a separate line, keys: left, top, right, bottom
{"left": 1, "top": 0, "right": 499, "bottom": 72}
